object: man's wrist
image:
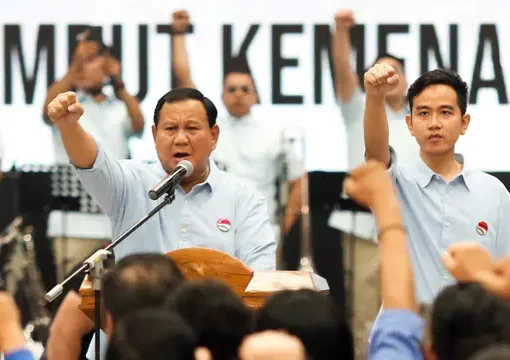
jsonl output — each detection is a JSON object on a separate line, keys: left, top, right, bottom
{"left": 0, "top": 329, "right": 25, "bottom": 354}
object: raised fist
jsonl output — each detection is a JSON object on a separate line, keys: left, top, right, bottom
{"left": 47, "top": 92, "right": 85, "bottom": 126}
{"left": 344, "top": 160, "right": 397, "bottom": 211}
{"left": 335, "top": 10, "right": 355, "bottom": 30}
{"left": 364, "top": 63, "right": 400, "bottom": 96}
{"left": 172, "top": 10, "right": 190, "bottom": 34}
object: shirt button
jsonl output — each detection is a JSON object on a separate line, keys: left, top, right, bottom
{"left": 445, "top": 222, "right": 450, "bottom": 227}
{"left": 184, "top": 200, "right": 188, "bottom": 204}
{"left": 182, "top": 228, "right": 187, "bottom": 233}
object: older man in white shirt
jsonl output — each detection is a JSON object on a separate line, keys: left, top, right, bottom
{"left": 170, "top": 10, "right": 304, "bottom": 244}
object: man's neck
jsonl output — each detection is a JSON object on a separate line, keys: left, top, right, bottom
{"left": 230, "top": 112, "right": 250, "bottom": 121}
{"left": 181, "top": 165, "right": 210, "bottom": 194}
{"left": 420, "top": 150, "right": 462, "bottom": 182}
{"left": 385, "top": 96, "right": 406, "bottom": 112}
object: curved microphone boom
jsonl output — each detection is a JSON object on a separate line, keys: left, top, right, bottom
{"left": 148, "top": 160, "right": 194, "bottom": 200}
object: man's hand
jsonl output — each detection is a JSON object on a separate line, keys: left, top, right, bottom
{"left": 172, "top": 10, "right": 190, "bottom": 34}
{"left": 442, "top": 243, "right": 492, "bottom": 282}
{"left": 344, "top": 160, "right": 398, "bottom": 212}
{"left": 0, "top": 292, "right": 24, "bottom": 353}
{"left": 334, "top": 10, "right": 355, "bottom": 31}
{"left": 47, "top": 92, "right": 85, "bottom": 127}
{"left": 475, "top": 257, "right": 510, "bottom": 301}
{"left": 105, "top": 53, "right": 121, "bottom": 80}
{"left": 364, "top": 63, "right": 400, "bottom": 97}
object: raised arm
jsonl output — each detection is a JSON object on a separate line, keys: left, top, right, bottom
{"left": 333, "top": 10, "right": 360, "bottom": 102}
{"left": 363, "top": 64, "right": 400, "bottom": 167}
{"left": 171, "top": 10, "right": 196, "bottom": 89}
{"left": 47, "top": 91, "right": 127, "bottom": 218}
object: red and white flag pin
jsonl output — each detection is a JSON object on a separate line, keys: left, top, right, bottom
{"left": 217, "top": 218, "right": 232, "bottom": 232}
{"left": 476, "top": 221, "right": 488, "bottom": 236}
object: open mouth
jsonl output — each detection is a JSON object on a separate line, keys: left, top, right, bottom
{"left": 173, "top": 152, "right": 190, "bottom": 159}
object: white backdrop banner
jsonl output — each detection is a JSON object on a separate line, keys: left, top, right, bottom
{"left": 1, "top": 0, "right": 509, "bottom": 171}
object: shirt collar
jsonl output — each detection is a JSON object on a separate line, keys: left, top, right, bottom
{"left": 414, "top": 153, "right": 471, "bottom": 190}
{"left": 153, "top": 158, "right": 220, "bottom": 194}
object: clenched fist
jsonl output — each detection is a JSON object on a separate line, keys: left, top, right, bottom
{"left": 172, "top": 10, "right": 190, "bottom": 34}
{"left": 47, "top": 92, "right": 85, "bottom": 126}
{"left": 344, "top": 160, "right": 397, "bottom": 211}
{"left": 335, "top": 10, "right": 355, "bottom": 30}
{"left": 364, "top": 63, "right": 400, "bottom": 97}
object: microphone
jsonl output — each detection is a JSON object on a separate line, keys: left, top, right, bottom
{"left": 148, "top": 160, "right": 194, "bottom": 200}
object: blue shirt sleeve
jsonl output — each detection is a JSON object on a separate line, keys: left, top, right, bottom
{"left": 495, "top": 187, "right": 510, "bottom": 257}
{"left": 235, "top": 184, "right": 276, "bottom": 271}
{"left": 4, "top": 349, "right": 35, "bottom": 360}
{"left": 74, "top": 136, "right": 127, "bottom": 219}
{"left": 369, "top": 309, "right": 425, "bottom": 360}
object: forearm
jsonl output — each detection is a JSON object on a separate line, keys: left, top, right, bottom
{"left": 43, "top": 71, "right": 75, "bottom": 123}
{"left": 364, "top": 94, "right": 391, "bottom": 166}
{"left": 333, "top": 29, "right": 358, "bottom": 101}
{"left": 117, "top": 88, "right": 145, "bottom": 134}
{"left": 374, "top": 199, "right": 417, "bottom": 312}
{"left": 57, "top": 122, "right": 98, "bottom": 169}
{"left": 172, "top": 35, "right": 195, "bottom": 88}
{"left": 46, "top": 331, "right": 82, "bottom": 360}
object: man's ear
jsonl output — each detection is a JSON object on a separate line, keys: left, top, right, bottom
{"left": 406, "top": 114, "right": 415, "bottom": 136}
{"left": 211, "top": 124, "right": 220, "bottom": 150}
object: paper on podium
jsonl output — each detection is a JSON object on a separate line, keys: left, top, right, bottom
{"left": 245, "top": 271, "right": 329, "bottom": 293}
{"left": 327, "top": 209, "right": 377, "bottom": 242}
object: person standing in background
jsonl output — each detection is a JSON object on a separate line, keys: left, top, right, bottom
{"left": 331, "top": 9, "right": 419, "bottom": 356}
{"left": 42, "top": 30, "right": 145, "bottom": 162}
{"left": 170, "top": 10, "right": 304, "bottom": 248}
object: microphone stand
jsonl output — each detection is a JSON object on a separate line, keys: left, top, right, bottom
{"left": 44, "top": 191, "right": 177, "bottom": 360}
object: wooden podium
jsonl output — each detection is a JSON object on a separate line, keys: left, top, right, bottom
{"left": 79, "top": 248, "right": 329, "bottom": 323}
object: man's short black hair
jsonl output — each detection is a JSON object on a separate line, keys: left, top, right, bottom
{"left": 153, "top": 88, "right": 218, "bottom": 128}
{"left": 431, "top": 283, "right": 510, "bottom": 360}
{"left": 103, "top": 253, "right": 185, "bottom": 322}
{"left": 165, "top": 279, "right": 254, "bottom": 360}
{"left": 407, "top": 68, "right": 469, "bottom": 115}
{"left": 106, "top": 308, "right": 196, "bottom": 360}
{"left": 257, "top": 289, "right": 353, "bottom": 360}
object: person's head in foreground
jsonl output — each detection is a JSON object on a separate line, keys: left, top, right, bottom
{"left": 238, "top": 330, "right": 307, "bottom": 360}
{"left": 423, "top": 282, "right": 510, "bottom": 360}
{"left": 102, "top": 253, "right": 185, "bottom": 338}
{"left": 256, "top": 289, "right": 353, "bottom": 360}
{"left": 165, "top": 279, "right": 254, "bottom": 360}
{"left": 105, "top": 308, "right": 196, "bottom": 360}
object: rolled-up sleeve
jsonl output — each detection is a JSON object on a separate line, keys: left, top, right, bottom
{"left": 74, "top": 136, "right": 127, "bottom": 219}
{"left": 369, "top": 309, "right": 425, "bottom": 360}
{"left": 4, "top": 349, "right": 35, "bottom": 360}
{"left": 235, "top": 186, "right": 277, "bottom": 270}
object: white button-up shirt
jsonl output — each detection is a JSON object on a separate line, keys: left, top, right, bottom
{"left": 212, "top": 115, "right": 303, "bottom": 223}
